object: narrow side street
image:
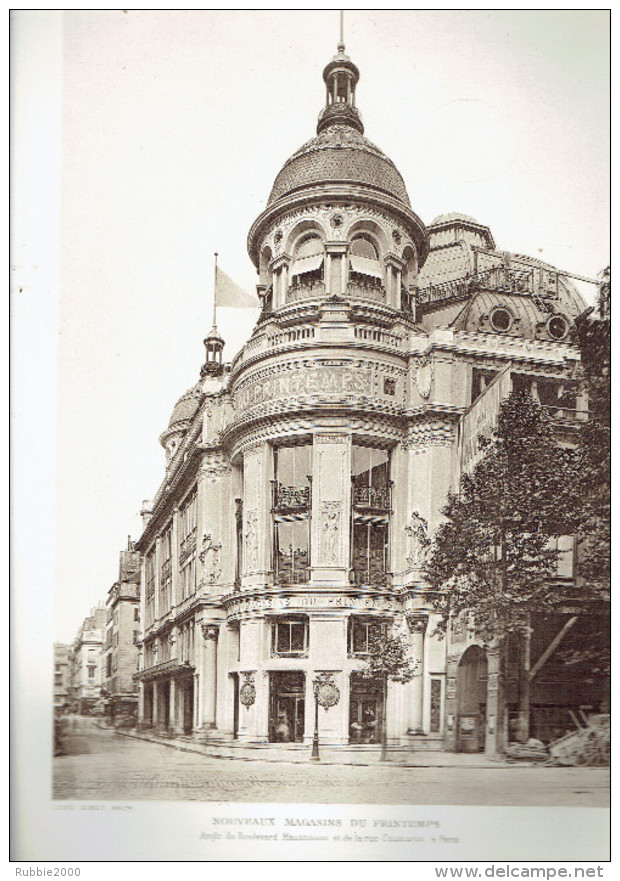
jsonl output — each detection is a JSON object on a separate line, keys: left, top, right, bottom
{"left": 53, "top": 717, "right": 610, "bottom": 806}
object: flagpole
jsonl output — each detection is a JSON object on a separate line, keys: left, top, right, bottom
{"left": 213, "top": 252, "right": 218, "bottom": 328}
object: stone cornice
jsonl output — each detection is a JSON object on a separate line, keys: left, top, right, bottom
{"left": 221, "top": 584, "right": 409, "bottom": 620}
{"left": 420, "top": 329, "right": 581, "bottom": 367}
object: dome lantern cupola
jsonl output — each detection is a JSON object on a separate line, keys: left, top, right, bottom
{"left": 317, "top": 37, "right": 364, "bottom": 135}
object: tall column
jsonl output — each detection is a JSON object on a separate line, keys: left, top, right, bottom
{"left": 169, "top": 678, "right": 177, "bottom": 732}
{"left": 310, "top": 432, "right": 351, "bottom": 585}
{"left": 137, "top": 682, "right": 145, "bottom": 728}
{"left": 407, "top": 614, "right": 427, "bottom": 734}
{"left": 325, "top": 243, "right": 348, "bottom": 297}
{"left": 271, "top": 254, "right": 290, "bottom": 309}
{"left": 484, "top": 640, "right": 504, "bottom": 757}
{"left": 384, "top": 254, "right": 405, "bottom": 310}
{"left": 152, "top": 681, "right": 159, "bottom": 727}
{"left": 201, "top": 624, "right": 219, "bottom": 729}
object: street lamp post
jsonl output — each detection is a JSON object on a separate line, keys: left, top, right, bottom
{"left": 311, "top": 682, "right": 320, "bottom": 761}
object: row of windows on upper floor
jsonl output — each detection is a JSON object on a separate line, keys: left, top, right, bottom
{"left": 143, "top": 617, "right": 389, "bottom": 668}
{"left": 259, "top": 233, "right": 418, "bottom": 311}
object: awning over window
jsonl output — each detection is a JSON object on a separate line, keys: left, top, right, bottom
{"left": 274, "top": 512, "right": 309, "bottom": 523}
{"left": 349, "top": 255, "right": 383, "bottom": 280}
{"left": 353, "top": 512, "right": 389, "bottom": 526}
{"left": 290, "top": 253, "right": 324, "bottom": 278}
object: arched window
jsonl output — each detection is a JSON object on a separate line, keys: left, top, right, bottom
{"left": 350, "top": 236, "right": 379, "bottom": 260}
{"left": 290, "top": 235, "right": 324, "bottom": 288}
{"left": 295, "top": 235, "right": 323, "bottom": 259}
{"left": 349, "top": 236, "right": 383, "bottom": 291}
{"left": 259, "top": 246, "right": 273, "bottom": 286}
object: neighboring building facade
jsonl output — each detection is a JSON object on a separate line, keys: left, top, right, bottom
{"left": 67, "top": 606, "right": 106, "bottom": 713}
{"left": 53, "top": 643, "right": 71, "bottom": 711}
{"left": 135, "top": 39, "right": 595, "bottom": 752}
{"left": 103, "top": 542, "right": 141, "bottom": 721}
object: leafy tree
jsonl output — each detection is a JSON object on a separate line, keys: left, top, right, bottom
{"left": 424, "top": 389, "right": 581, "bottom": 741}
{"left": 360, "top": 630, "right": 416, "bottom": 760}
{"left": 560, "top": 268, "right": 611, "bottom": 685}
{"left": 574, "top": 267, "right": 610, "bottom": 601}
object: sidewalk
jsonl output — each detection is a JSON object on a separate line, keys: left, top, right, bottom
{"left": 108, "top": 724, "right": 533, "bottom": 768}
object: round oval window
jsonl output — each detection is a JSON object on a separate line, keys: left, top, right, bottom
{"left": 490, "top": 307, "right": 512, "bottom": 332}
{"left": 547, "top": 315, "right": 569, "bottom": 341}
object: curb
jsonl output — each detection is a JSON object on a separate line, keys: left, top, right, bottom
{"left": 110, "top": 726, "right": 536, "bottom": 769}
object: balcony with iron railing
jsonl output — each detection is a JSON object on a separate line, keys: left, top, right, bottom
{"left": 347, "top": 279, "right": 385, "bottom": 302}
{"left": 351, "top": 483, "right": 392, "bottom": 513}
{"left": 417, "top": 264, "right": 560, "bottom": 311}
{"left": 271, "top": 481, "right": 312, "bottom": 513}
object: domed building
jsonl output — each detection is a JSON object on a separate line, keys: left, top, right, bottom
{"left": 134, "top": 36, "right": 593, "bottom": 753}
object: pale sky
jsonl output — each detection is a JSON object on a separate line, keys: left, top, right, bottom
{"left": 12, "top": 10, "right": 610, "bottom": 644}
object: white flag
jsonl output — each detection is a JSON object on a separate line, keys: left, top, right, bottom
{"left": 216, "top": 268, "right": 258, "bottom": 309}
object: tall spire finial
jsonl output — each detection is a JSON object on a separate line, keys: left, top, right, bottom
{"left": 338, "top": 10, "right": 344, "bottom": 52}
{"left": 202, "top": 251, "right": 225, "bottom": 379}
{"left": 212, "top": 251, "right": 218, "bottom": 328}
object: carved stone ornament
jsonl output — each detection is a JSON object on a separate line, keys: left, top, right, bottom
{"left": 313, "top": 672, "right": 340, "bottom": 711}
{"left": 201, "top": 624, "right": 219, "bottom": 641}
{"left": 404, "top": 511, "right": 429, "bottom": 569}
{"left": 245, "top": 509, "right": 258, "bottom": 571}
{"left": 321, "top": 502, "right": 341, "bottom": 563}
{"left": 406, "top": 614, "right": 428, "bottom": 635}
{"left": 199, "top": 533, "right": 222, "bottom": 582}
{"left": 239, "top": 672, "right": 256, "bottom": 708}
{"left": 392, "top": 229, "right": 402, "bottom": 246}
{"left": 415, "top": 359, "right": 434, "bottom": 399}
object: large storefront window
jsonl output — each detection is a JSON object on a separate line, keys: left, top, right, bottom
{"left": 273, "top": 445, "right": 311, "bottom": 584}
{"left": 351, "top": 445, "right": 390, "bottom": 586}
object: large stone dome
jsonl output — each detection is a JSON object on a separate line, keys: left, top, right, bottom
{"left": 268, "top": 124, "right": 411, "bottom": 208}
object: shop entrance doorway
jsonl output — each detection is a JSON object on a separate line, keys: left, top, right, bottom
{"left": 269, "top": 672, "right": 305, "bottom": 742}
{"left": 349, "top": 673, "right": 383, "bottom": 743}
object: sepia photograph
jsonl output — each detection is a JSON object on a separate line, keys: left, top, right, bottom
{"left": 12, "top": 8, "right": 610, "bottom": 865}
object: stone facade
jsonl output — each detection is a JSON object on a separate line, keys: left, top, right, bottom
{"left": 67, "top": 607, "right": 106, "bottom": 713}
{"left": 103, "top": 544, "right": 141, "bottom": 720}
{"left": 134, "top": 38, "right": 592, "bottom": 752}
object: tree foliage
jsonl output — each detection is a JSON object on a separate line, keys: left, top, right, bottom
{"left": 573, "top": 267, "right": 611, "bottom": 601}
{"left": 424, "top": 389, "right": 581, "bottom": 642}
{"left": 360, "top": 630, "right": 417, "bottom": 684}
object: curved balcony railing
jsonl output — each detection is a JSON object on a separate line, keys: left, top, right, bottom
{"left": 272, "top": 482, "right": 311, "bottom": 512}
{"left": 352, "top": 483, "right": 392, "bottom": 512}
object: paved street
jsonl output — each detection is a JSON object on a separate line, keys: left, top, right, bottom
{"left": 54, "top": 716, "right": 610, "bottom": 806}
